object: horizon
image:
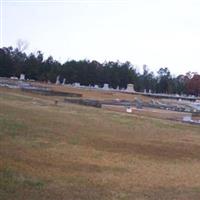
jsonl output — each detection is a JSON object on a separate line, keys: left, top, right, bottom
{"left": 1, "top": 0, "right": 200, "bottom": 76}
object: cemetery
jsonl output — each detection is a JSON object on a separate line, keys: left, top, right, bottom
{"left": 1, "top": 75, "right": 200, "bottom": 200}
{"left": 2, "top": 2, "right": 200, "bottom": 198}
{"left": 0, "top": 76, "right": 200, "bottom": 124}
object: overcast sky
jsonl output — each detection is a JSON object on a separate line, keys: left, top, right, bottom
{"left": 1, "top": 0, "right": 200, "bottom": 75}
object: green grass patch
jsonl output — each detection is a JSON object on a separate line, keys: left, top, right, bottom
{"left": 0, "top": 117, "right": 28, "bottom": 138}
{"left": 0, "top": 167, "right": 45, "bottom": 194}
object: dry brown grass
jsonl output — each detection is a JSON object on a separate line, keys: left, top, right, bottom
{"left": 33, "top": 82, "right": 150, "bottom": 101}
{"left": 103, "top": 105, "right": 190, "bottom": 121}
{"left": 1, "top": 87, "right": 200, "bottom": 200}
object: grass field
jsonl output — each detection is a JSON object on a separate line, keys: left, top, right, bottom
{"left": 1, "top": 87, "right": 200, "bottom": 200}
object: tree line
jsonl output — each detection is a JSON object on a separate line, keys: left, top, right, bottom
{"left": 0, "top": 46, "right": 200, "bottom": 96}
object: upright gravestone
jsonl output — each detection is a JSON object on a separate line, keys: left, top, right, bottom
{"left": 56, "top": 76, "right": 60, "bottom": 85}
{"left": 20, "top": 74, "right": 25, "bottom": 81}
{"left": 103, "top": 83, "right": 109, "bottom": 90}
{"left": 62, "top": 78, "right": 66, "bottom": 85}
{"left": 126, "top": 84, "right": 135, "bottom": 93}
{"left": 74, "top": 82, "right": 80, "bottom": 87}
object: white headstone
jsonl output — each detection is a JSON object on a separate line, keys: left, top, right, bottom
{"left": 62, "top": 78, "right": 66, "bottom": 85}
{"left": 126, "top": 107, "right": 132, "bottom": 113}
{"left": 10, "top": 76, "right": 18, "bottom": 80}
{"left": 20, "top": 74, "right": 25, "bottom": 81}
{"left": 94, "top": 85, "right": 98, "bottom": 89}
{"left": 126, "top": 84, "right": 134, "bottom": 92}
{"left": 144, "top": 89, "right": 147, "bottom": 93}
{"left": 103, "top": 83, "right": 109, "bottom": 90}
{"left": 74, "top": 82, "right": 80, "bottom": 87}
{"left": 56, "top": 76, "right": 60, "bottom": 85}
{"left": 185, "top": 108, "right": 191, "bottom": 112}
{"left": 183, "top": 115, "right": 192, "bottom": 122}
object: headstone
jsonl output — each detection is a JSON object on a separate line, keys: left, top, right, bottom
{"left": 126, "top": 107, "right": 132, "bottom": 113}
{"left": 10, "top": 76, "right": 18, "bottom": 80}
{"left": 94, "top": 85, "right": 98, "bottom": 89}
{"left": 103, "top": 83, "right": 109, "bottom": 90}
{"left": 20, "top": 74, "right": 25, "bottom": 81}
{"left": 183, "top": 115, "right": 192, "bottom": 122}
{"left": 62, "top": 78, "right": 66, "bottom": 85}
{"left": 144, "top": 89, "right": 147, "bottom": 93}
{"left": 56, "top": 76, "right": 60, "bottom": 85}
{"left": 126, "top": 84, "right": 135, "bottom": 92}
{"left": 74, "top": 82, "right": 80, "bottom": 87}
{"left": 149, "top": 89, "right": 152, "bottom": 93}
{"left": 185, "top": 108, "right": 191, "bottom": 112}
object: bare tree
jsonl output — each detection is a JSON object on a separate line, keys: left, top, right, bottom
{"left": 16, "top": 39, "right": 29, "bottom": 52}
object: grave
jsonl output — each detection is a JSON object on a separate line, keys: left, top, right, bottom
{"left": 64, "top": 98, "right": 102, "bottom": 108}
{"left": 126, "top": 107, "right": 132, "bottom": 113}
{"left": 126, "top": 84, "right": 135, "bottom": 92}
{"left": 183, "top": 115, "right": 192, "bottom": 122}
{"left": 56, "top": 76, "right": 60, "bottom": 85}
{"left": 103, "top": 83, "right": 109, "bottom": 90}
{"left": 10, "top": 76, "right": 18, "bottom": 80}
{"left": 20, "top": 74, "right": 25, "bottom": 81}
{"left": 74, "top": 82, "right": 80, "bottom": 87}
{"left": 62, "top": 78, "right": 66, "bottom": 85}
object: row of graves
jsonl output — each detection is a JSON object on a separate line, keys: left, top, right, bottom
{"left": 1, "top": 74, "right": 200, "bottom": 125}
{"left": 55, "top": 76, "right": 135, "bottom": 93}
{"left": 63, "top": 96, "right": 200, "bottom": 125}
{"left": 55, "top": 76, "right": 198, "bottom": 102}
{"left": 55, "top": 75, "right": 200, "bottom": 125}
